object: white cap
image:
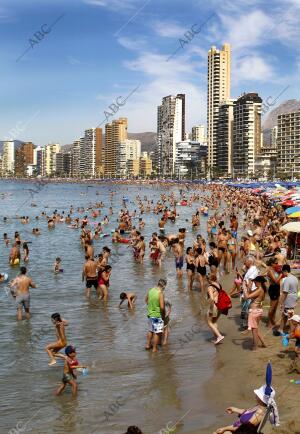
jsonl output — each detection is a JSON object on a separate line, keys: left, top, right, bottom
{"left": 254, "top": 385, "right": 275, "bottom": 404}
{"left": 289, "top": 314, "right": 300, "bottom": 323}
{"left": 247, "top": 230, "right": 253, "bottom": 236}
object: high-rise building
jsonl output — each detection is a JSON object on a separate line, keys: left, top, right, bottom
{"left": 2, "top": 141, "right": 15, "bottom": 176}
{"left": 116, "top": 139, "right": 141, "bottom": 177}
{"left": 216, "top": 99, "right": 235, "bottom": 176}
{"left": 71, "top": 139, "right": 80, "bottom": 178}
{"left": 207, "top": 44, "right": 231, "bottom": 169}
{"left": 36, "top": 146, "right": 46, "bottom": 176}
{"left": 45, "top": 143, "right": 61, "bottom": 175}
{"left": 191, "top": 125, "right": 205, "bottom": 143}
{"left": 277, "top": 110, "right": 300, "bottom": 178}
{"left": 15, "top": 142, "right": 35, "bottom": 177}
{"left": 156, "top": 94, "right": 185, "bottom": 177}
{"left": 233, "top": 93, "right": 262, "bottom": 176}
{"left": 104, "top": 118, "right": 128, "bottom": 177}
{"left": 79, "top": 128, "right": 103, "bottom": 177}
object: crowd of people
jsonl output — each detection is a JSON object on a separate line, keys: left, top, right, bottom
{"left": 1, "top": 182, "right": 299, "bottom": 433}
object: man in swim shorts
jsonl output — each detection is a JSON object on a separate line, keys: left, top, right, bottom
{"left": 9, "top": 266, "right": 36, "bottom": 320}
{"left": 171, "top": 238, "right": 184, "bottom": 278}
{"left": 82, "top": 256, "right": 98, "bottom": 297}
{"left": 145, "top": 279, "right": 166, "bottom": 353}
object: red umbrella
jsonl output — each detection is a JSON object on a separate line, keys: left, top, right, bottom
{"left": 281, "top": 200, "right": 295, "bottom": 206}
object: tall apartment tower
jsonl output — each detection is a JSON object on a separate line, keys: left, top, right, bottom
{"left": 116, "top": 139, "right": 141, "bottom": 177}
{"left": 104, "top": 118, "right": 128, "bottom": 177}
{"left": 79, "top": 128, "right": 103, "bottom": 177}
{"left": 156, "top": 94, "right": 185, "bottom": 177}
{"left": 207, "top": 43, "right": 231, "bottom": 169}
{"left": 216, "top": 99, "right": 235, "bottom": 176}
{"left": 71, "top": 139, "right": 81, "bottom": 177}
{"left": 45, "top": 143, "right": 61, "bottom": 175}
{"left": 277, "top": 110, "right": 300, "bottom": 178}
{"left": 2, "top": 141, "right": 15, "bottom": 176}
{"left": 15, "top": 142, "right": 35, "bottom": 177}
{"left": 36, "top": 146, "right": 46, "bottom": 176}
{"left": 233, "top": 93, "right": 262, "bottom": 176}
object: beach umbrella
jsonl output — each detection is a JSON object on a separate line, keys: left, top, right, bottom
{"left": 257, "top": 362, "right": 276, "bottom": 433}
{"left": 281, "top": 222, "right": 300, "bottom": 232}
{"left": 265, "top": 362, "right": 272, "bottom": 397}
{"left": 288, "top": 211, "right": 300, "bottom": 218}
{"left": 281, "top": 199, "right": 296, "bottom": 206}
{"left": 286, "top": 206, "right": 300, "bottom": 215}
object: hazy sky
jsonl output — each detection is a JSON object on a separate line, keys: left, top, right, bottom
{"left": 0, "top": 0, "right": 299, "bottom": 146}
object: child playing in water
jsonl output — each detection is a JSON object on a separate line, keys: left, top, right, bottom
{"left": 45, "top": 313, "right": 68, "bottom": 366}
{"left": 54, "top": 257, "right": 63, "bottom": 273}
{"left": 3, "top": 233, "right": 9, "bottom": 246}
{"left": 162, "top": 300, "right": 172, "bottom": 345}
{"left": 119, "top": 292, "right": 136, "bottom": 309}
{"left": 55, "top": 345, "right": 86, "bottom": 396}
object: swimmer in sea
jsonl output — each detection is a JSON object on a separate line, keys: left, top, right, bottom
{"left": 119, "top": 292, "right": 136, "bottom": 309}
{"left": 45, "top": 313, "right": 68, "bottom": 366}
{"left": 3, "top": 233, "right": 9, "bottom": 246}
{"left": 54, "top": 257, "right": 63, "bottom": 273}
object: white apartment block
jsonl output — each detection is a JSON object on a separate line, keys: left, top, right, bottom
{"left": 117, "top": 139, "right": 141, "bottom": 177}
{"left": 157, "top": 94, "right": 185, "bottom": 176}
{"left": 45, "top": 143, "right": 61, "bottom": 175}
{"left": 207, "top": 44, "right": 231, "bottom": 169}
{"left": 2, "top": 141, "right": 15, "bottom": 175}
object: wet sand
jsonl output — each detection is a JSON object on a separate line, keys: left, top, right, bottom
{"left": 199, "top": 273, "right": 300, "bottom": 434}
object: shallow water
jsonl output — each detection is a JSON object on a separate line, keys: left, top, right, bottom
{"left": 0, "top": 181, "right": 217, "bottom": 434}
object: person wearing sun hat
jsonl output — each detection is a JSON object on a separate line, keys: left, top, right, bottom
{"left": 213, "top": 384, "right": 279, "bottom": 433}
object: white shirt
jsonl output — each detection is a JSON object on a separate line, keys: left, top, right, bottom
{"left": 243, "top": 265, "right": 259, "bottom": 291}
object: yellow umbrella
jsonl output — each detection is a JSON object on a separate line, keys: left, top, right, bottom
{"left": 288, "top": 211, "right": 300, "bottom": 218}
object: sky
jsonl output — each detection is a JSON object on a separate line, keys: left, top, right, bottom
{"left": 0, "top": 0, "right": 300, "bottom": 146}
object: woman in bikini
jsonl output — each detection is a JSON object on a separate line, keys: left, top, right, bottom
{"left": 98, "top": 265, "right": 112, "bottom": 302}
{"left": 206, "top": 274, "right": 224, "bottom": 345}
{"left": 244, "top": 276, "right": 267, "bottom": 351}
{"left": 186, "top": 247, "right": 195, "bottom": 291}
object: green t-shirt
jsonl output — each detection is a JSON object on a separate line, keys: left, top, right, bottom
{"left": 147, "top": 287, "right": 161, "bottom": 318}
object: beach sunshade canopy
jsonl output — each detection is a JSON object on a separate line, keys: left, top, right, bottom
{"left": 281, "top": 199, "right": 295, "bottom": 206}
{"left": 288, "top": 211, "right": 300, "bottom": 218}
{"left": 286, "top": 206, "right": 300, "bottom": 215}
{"left": 281, "top": 222, "right": 300, "bottom": 233}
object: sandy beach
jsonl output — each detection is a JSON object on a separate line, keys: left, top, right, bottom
{"left": 199, "top": 273, "right": 300, "bottom": 434}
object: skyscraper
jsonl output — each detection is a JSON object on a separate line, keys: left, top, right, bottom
{"left": 45, "top": 143, "right": 61, "bottom": 176}
{"left": 277, "top": 110, "right": 300, "bottom": 178}
{"left": 104, "top": 118, "right": 128, "bottom": 177}
{"left": 156, "top": 94, "right": 185, "bottom": 177}
{"left": 207, "top": 43, "right": 231, "bottom": 170}
{"left": 2, "top": 141, "right": 15, "bottom": 176}
{"left": 15, "top": 142, "right": 35, "bottom": 177}
{"left": 233, "top": 93, "right": 262, "bottom": 176}
{"left": 216, "top": 99, "right": 235, "bottom": 176}
{"left": 71, "top": 139, "right": 81, "bottom": 178}
{"left": 79, "top": 128, "right": 103, "bottom": 177}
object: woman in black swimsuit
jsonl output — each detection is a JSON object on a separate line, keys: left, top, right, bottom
{"left": 186, "top": 247, "right": 195, "bottom": 291}
{"left": 195, "top": 247, "right": 207, "bottom": 292}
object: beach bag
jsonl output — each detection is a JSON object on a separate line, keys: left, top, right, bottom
{"left": 211, "top": 283, "right": 232, "bottom": 315}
